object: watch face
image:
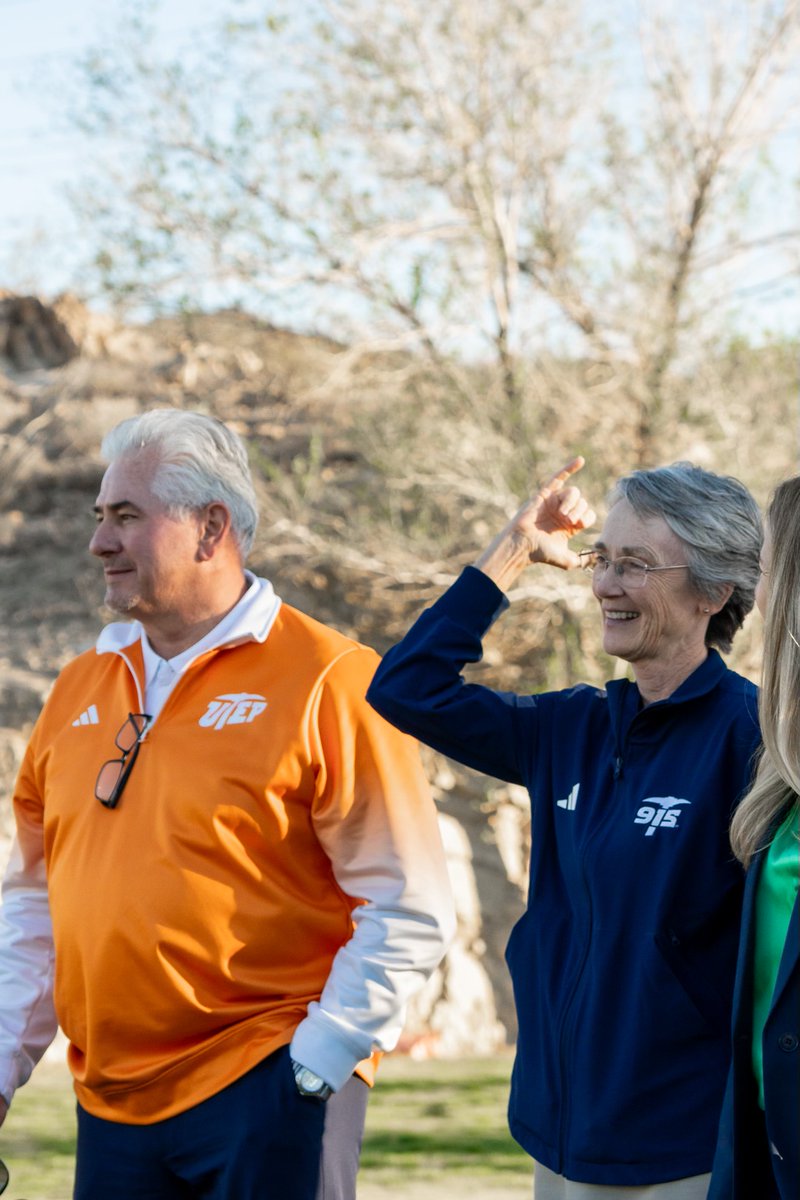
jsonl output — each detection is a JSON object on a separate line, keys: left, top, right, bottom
{"left": 297, "top": 1067, "right": 326, "bottom": 1092}
{"left": 293, "top": 1064, "right": 332, "bottom": 1100}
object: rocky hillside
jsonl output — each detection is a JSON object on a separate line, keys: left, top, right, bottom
{"left": 1, "top": 290, "right": 784, "bottom": 1054}
{"left": 0, "top": 293, "right": 543, "bottom": 1053}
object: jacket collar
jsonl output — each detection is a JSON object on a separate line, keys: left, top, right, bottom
{"left": 741, "top": 807, "right": 800, "bottom": 1014}
{"left": 605, "top": 649, "right": 728, "bottom": 744}
{"left": 94, "top": 572, "right": 282, "bottom": 660}
{"left": 606, "top": 648, "right": 726, "bottom": 709}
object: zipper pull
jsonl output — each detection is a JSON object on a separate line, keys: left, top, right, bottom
{"left": 613, "top": 756, "right": 623, "bottom": 780}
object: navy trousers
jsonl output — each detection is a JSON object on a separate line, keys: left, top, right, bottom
{"left": 73, "top": 1046, "right": 369, "bottom": 1200}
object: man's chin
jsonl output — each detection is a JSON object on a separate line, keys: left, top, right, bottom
{"left": 105, "top": 590, "right": 141, "bottom": 615}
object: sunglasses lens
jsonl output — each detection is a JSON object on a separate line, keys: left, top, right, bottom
{"left": 96, "top": 759, "right": 124, "bottom": 804}
{"left": 116, "top": 716, "right": 144, "bottom": 752}
{"left": 96, "top": 714, "right": 150, "bottom": 809}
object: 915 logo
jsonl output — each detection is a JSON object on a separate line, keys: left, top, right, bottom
{"left": 634, "top": 797, "right": 691, "bottom": 837}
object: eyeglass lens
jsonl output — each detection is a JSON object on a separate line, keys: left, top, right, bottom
{"left": 116, "top": 713, "right": 150, "bottom": 751}
{"left": 581, "top": 553, "right": 646, "bottom": 585}
{"left": 95, "top": 713, "right": 151, "bottom": 808}
{"left": 608, "top": 559, "right": 645, "bottom": 583}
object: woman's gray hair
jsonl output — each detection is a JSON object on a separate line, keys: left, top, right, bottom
{"left": 609, "top": 462, "right": 762, "bottom": 653}
{"left": 101, "top": 408, "right": 259, "bottom": 558}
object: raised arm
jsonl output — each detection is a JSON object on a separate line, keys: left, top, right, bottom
{"left": 475, "top": 457, "right": 596, "bottom": 592}
{"left": 367, "top": 457, "right": 597, "bottom": 780}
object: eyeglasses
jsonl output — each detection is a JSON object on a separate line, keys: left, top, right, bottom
{"left": 95, "top": 713, "right": 152, "bottom": 809}
{"left": 578, "top": 550, "right": 689, "bottom": 590}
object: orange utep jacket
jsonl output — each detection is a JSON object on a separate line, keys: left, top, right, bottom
{"left": 4, "top": 579, "right": 454, "bottom": 1123}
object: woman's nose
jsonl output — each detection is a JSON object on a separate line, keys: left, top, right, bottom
{"left": 592, "top": 563, "right": 624, "bottom": 597}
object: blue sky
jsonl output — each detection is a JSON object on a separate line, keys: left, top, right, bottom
{"left": 0, "top": 0, "right": 797, "bottom": 342}
{"left": 0, "top": 0, "right": 232, "bottom": 292}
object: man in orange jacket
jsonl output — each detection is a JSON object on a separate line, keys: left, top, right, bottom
{"left": 0, "top": 408, "right": 455, "bottom": 1199}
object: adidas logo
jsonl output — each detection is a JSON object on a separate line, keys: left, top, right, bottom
{"left": 199, "top": 693, "right": 268, "bottom": 730}
{"left": 72, "top": 705, "right": 99, "bottom": 727}
{"left": 557, "top": 783, "right": 579, "bottom": 811}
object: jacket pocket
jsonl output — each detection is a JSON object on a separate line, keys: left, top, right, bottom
{"left": 654, "top": 916, "right": 738, "bottom": 1033}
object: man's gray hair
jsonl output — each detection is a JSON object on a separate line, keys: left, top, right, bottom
{"left": 609, "top": 462, "right": 762, "bottom": 653}
{"left": 101, "top": 409, "right": 259, "bottom": 558}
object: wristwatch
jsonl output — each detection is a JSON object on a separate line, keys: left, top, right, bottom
{"left": 291, "top": 1058, "right": 333, "bottom": 1101}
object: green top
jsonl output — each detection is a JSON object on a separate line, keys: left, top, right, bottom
{"left": 752, "top": 806, "right": 800, "bottom": 1109}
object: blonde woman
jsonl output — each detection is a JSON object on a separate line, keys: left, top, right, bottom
{"left": 709, "top": 476, "right": 800, "bottom": 1200}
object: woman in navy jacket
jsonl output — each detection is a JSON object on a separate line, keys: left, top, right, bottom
{"left": 709, "top": 477, "right": 800, "bottom": 1200}
{"left": 368, "top": 458, "right": 763, "bottom": 1198}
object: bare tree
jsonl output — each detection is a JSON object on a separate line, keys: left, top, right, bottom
{"left": 10, "top": 0, "right": 792, "bottom": 1056}
{"left": 67, "top": 0, "right": 799, "bottom": 462}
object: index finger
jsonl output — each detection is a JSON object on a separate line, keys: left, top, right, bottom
{"left": 538, "top": 456, "right": 585, "bottom": 496}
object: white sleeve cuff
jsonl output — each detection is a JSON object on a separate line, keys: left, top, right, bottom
{"left": 289, "top": 1004, "right": 371, "bottom": 1092}
{"left": 0, "top": 841, "right": 58, "bottom": 1106}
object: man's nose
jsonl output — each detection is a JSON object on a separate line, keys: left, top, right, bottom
{"left": 89, "top": 520, "right": 118, "bottom": 557}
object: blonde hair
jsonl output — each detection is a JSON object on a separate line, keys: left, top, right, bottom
{"left": 730, "top": 476, "right": 800, "bottom": 866}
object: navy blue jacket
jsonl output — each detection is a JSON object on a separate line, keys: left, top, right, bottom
{"left": 367, "top": 568, "right": 761, "bottom": 1186}
{"left": 709, "top": 834, "right": 800, "bottom": 1200}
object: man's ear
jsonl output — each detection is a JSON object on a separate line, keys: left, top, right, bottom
{"left": 197, "top": 503, "right": 232, "bottom": 561}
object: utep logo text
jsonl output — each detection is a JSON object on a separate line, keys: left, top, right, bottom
{"left": 633, "top": 796, "right": 691, "bottom": 837}
{"left": 199, "top": 693, "right": 268, "bottom": 730}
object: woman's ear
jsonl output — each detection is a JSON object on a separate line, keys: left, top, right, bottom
{"left": 703, "top": 582, "right": 734, "bottom": 616}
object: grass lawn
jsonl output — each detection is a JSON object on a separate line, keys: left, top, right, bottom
{"left": 360, "top": 1052, "right": 531, "bottom": 1197}
{"left": 1, "top": 1060, "right": 76, "bottom": 1199}
{"left": 0, "top": 1053, "right": 532, "bottom": 1199}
